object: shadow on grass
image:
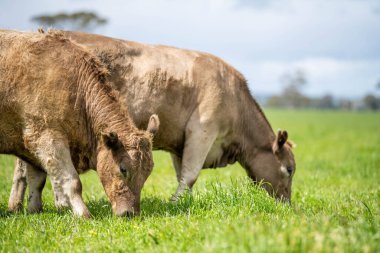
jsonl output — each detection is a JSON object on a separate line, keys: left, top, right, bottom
{"left": 140, "top": 196, "right": 195, "bottom": 218}
{"left": 0, "top": 178, "right": 282, "bottom": 220}
{"left": 0, "top": 204, "right": 66, "bottom": 218}
{"left": 85, "top": 195, "right": 198, "bottom": 220}
{"left": 0, "top": 208, "right": 14, "bottom": 218}
{"left": 87, "top": 198, "right": 113, "bottom": 219}
{"left": 0, "top": 196, "right": 192, "bottom": 220}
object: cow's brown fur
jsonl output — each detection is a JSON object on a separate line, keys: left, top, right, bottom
{"left": 1, "top": 29, "right": 157, "bottom": 217}
{"left": 9, "top": 31, "right": 295, "bottom": 210}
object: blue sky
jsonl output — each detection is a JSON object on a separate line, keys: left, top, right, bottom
{"left": 1, "top": 0, "right": 380, "bottom": 98}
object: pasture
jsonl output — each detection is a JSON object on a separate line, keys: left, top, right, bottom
{"left": 0, "top": 110, "right": 379, "bottom": 252}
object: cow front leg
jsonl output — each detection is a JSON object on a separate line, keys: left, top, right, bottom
{"left": 170, "top": 153, "right": 182, "bottom": 183}
{"left": 170, "top": 115, "right": 217, "bottom": 201}
{"left": 26, "top": 164, "right": 70, "bottom": 212}
{"left": 52, "top": 178, "right": 71, "bottom": 210}
{"left": 9, "top": 158, "right": 71, "bottom": 213}
{"left": 8, "top": 159, "right": 28, "bottom": 212}
{"left": 34, "top": 131, "right": 91, "bottom": 218}
{"left": 27, "top": 163, "right": 71, "bottom": 211}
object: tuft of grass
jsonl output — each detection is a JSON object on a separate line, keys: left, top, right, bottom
{"left": 0, "top": 110, "right": 379, "bottom": 252}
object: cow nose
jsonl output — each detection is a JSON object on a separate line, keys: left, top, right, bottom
{"left": 281, "top": 195, "right": 291, "bottom": 205}
{"left": 275, "top": 192, "right": 291, "bottom": 205}
{"left": 115, "top": 209, "right": 138, "bottom": 218}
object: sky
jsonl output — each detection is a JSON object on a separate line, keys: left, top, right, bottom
{"left": 1, "top": 0, "right": 380, "bottom": 98}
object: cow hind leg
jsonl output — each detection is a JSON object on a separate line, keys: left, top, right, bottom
{"left": 8, "top": 159, "right": 28, "bottom": 212}
{"left": 26, "top": 165, "right": 46, "bottom": 213}
{"left": 34, "top": 132, "right": 91, "bottom": 218}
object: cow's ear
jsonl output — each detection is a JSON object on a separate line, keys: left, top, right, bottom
{"left": 147, "top": 114, "right": 160, "bottom": 135}
{"left": 102, "top": 132, "right": 120, "bottom": 150}
{"left": 278, "top": 130, "right": 288, "bottom": 148}
{"left": 273, "top": 130, "right": 288, "bottom": 153}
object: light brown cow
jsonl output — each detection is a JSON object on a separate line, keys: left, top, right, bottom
{"left": 8, "top": 31, "right": 295, "bottom": 212}
{"left": 0, "top": 29, "right": 159, "bottom": 217}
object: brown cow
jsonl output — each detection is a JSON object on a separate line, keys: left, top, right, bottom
{"left": 0, "top": 29, "right": 159, "bottom": 217}
{"left": 8, "top": 31, "right": 295, "bottom": 212}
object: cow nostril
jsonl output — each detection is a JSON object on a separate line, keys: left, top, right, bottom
{"left": 124, "top": 210, "right": 135, "bottom": 218}
{"left": 115, "top": 209, "right": 137, "bottom": 218}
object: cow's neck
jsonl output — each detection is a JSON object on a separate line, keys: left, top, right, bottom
{"left": 75, "top": 63, "right": 137, "bottom": 163}
{"left": 237, "top": 92, "right": 275, "bottom": 169}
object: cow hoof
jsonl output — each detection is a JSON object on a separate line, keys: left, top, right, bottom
{"left": 56, "top": 203, "right": 70, "bottom": 210}
{"left": 8, "top": 203, "right": 23, "bottom": 213}
{"left": 81, "top": 211, "right": 92, "bottom": 219}
{"left": 28, "top": 206, "right": 43, "bottom": 213}
{"left": 170, "top": 195, "right": 180, "bottom": 202}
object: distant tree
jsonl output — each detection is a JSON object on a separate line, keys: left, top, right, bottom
{"left": 265, "top": 69, "right": 342, "bottom": 110}
{"left": 314, "top": 94, "right": 335, "bottom": 109}
{"left": 280, "top": 69, "right": 307, "bottom": 89}
{"left": 31, "top": 11, "right": 107, "bottom": 32}
{"left": 279, "top": 69, "right": 309, "bottom": 108}
{"left": 338, "top": 99, "right": 353, "bottom": 111}
{"left": 266, "top": 95, "right": 283, "bottom": 107}
{"left": 363, "top": 94, "right": 380, "bottom": 110}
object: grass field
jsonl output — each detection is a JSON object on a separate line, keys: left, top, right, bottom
{"left": 0, "top": 110, "right": 379, "bottom": 252}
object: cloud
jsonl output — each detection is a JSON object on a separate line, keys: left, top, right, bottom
{"left": 240, "top": 58, "right": 380, "bottom": 97}
{"left": 0, "top": 0, "right": 379, "bottom": 97}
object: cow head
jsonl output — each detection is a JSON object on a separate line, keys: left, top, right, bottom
{"left": 97, "top": 114, "right": 159, "bottom": 217}
{"left": 244, "top": 130, "right": 296, "bottom": 203}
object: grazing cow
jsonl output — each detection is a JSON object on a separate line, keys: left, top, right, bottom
{"left": 9, "top": 31, "right": 295, "bottom": 212}
{"left": 0, "top": 29, "right": 158, "bottom": 217}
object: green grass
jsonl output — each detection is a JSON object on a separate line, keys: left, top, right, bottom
{"left": 0, "top": 110, "right": 379, "bottom": 252}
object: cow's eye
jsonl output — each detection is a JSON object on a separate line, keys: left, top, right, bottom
{"left": 287, "top": 167, "right": 293, "bottom": 176}
{"left": 120, "top": 163, "right": 128, "bottom": 177}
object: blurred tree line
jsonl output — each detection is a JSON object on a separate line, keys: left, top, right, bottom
{"left": 266, "top": 69, "right": 380, "bottom": 111}
{"left": 31, "top": 11, "right": 107, "bottom": 32}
